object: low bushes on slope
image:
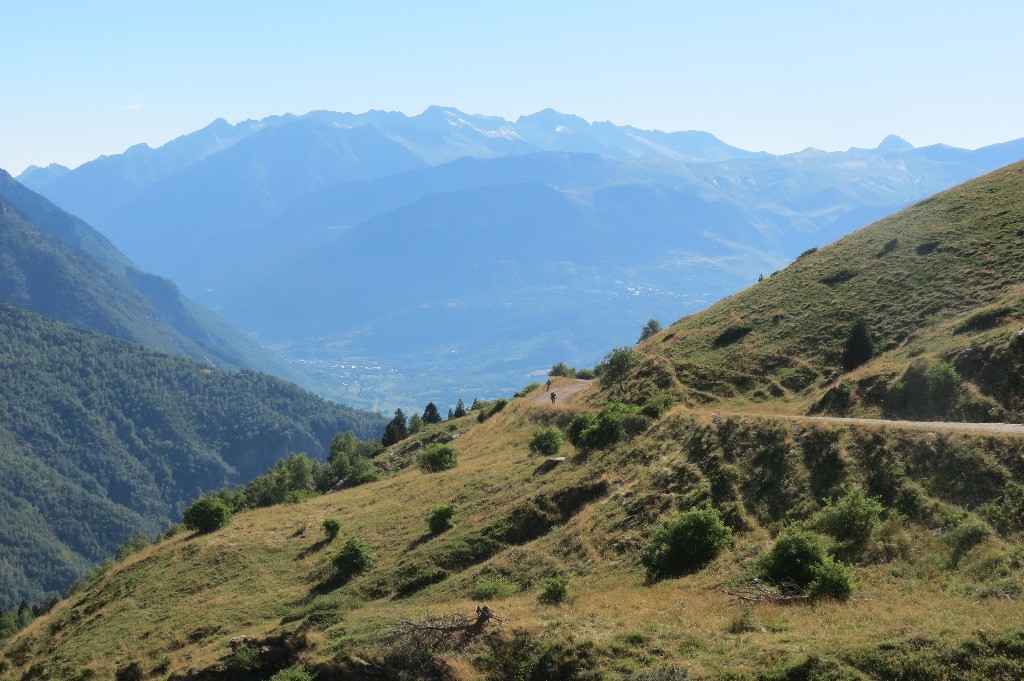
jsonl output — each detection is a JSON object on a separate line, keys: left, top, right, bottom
{"left": 642, "top": 507, "right": 733, "bottom": 579}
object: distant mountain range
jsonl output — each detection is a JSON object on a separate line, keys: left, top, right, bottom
{"left": 19, "top": 108, "right": 1024, "bottom": 409}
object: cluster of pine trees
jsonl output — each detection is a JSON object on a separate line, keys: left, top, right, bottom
{"left": 380, "top": 399, "right": 472, "bottom": 446}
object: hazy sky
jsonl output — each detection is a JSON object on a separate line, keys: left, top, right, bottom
{"left": 3, "top": 1, "right": 1022, "bottom": 174}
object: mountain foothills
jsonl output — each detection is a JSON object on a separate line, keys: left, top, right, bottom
{"left": 0, "top": 300, "right": 384, "bottom": 610}
{"left": 20, "top": 108, "right": 1024, "bottom": 409}
{"left": 4, "top": 165, "right": 1024, "bottom": 679}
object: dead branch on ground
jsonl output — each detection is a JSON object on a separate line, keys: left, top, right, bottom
{"left": 715, "top": 578, "right": 810, "bottom": 604}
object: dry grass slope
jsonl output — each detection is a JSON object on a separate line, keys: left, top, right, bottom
{"left": 3, "top": 384, "right": 1024, "bottom": 679}
{"left": 626, "top": 161, "right": 1024, "bottom": 421}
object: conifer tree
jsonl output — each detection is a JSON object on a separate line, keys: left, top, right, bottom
{"left": 638, "top": 318, "right": 662, "bottom": 342}
{"left": 422, "top": 402, "right": 443, "bottom": 424}
{"left": 453, "top": 399, "right": 468, "bottom": 418}
{"left": 381, "top": 408, "right": 408, "bottom": 446}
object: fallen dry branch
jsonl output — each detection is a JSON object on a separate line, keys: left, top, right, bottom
{"left": 715, "top": 578, "right": 810, "bottom": 604}
{"left": 390, "top": 607, "right": 504, "bottom": 649}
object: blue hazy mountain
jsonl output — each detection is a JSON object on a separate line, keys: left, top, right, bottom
{"left": 18, "top": 118, "right": 266, "bottom": 226}
{"left": 18, "top": 108, "right": 1024, "bottom": 409}
{"left": 0, "top": 168, "right": 329, "bottom": 387}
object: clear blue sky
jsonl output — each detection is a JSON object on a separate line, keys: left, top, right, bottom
{"left": 3, "top": 1, "right": 1023, "bottom": 174}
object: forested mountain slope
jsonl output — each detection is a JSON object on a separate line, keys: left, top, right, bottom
{"left": 0, "top": 169, "right": 318, "bottom": 387}
{"left": 0, "top": 302, "right": 384, "bottom": 609}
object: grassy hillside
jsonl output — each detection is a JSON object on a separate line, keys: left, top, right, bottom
{"left": 621, "top": 160, "right": 1024, "bottom": 422}
{"left": 0, "top": 302, "right": 384, "bottom": 609}
{"left": 2, "top": 384, "right": 1022, "bottom": 679}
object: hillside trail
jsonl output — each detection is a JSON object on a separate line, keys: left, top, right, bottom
{"left": 531, "top": 378, "right": 593, "bottom": 406}
{"left": 771, "top": 414, "right": 1024, "bottom": 435}
{"left": 530, "top": 379, "right": 1024, "bottom": 435}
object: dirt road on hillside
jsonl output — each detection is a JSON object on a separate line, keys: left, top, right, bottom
{"left": 529, "top": 378, "right": 1023, "bottom": 435}
{"left": 531, "top": 378, "right": 593, "bottom": 406}
{"left": 775, "top": 414, "right": 1024, "bottom": 436}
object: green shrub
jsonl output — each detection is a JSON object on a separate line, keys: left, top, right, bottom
{"left": 596, "top": 347, "right": 641, "bottom": 384}
{"left": 323, "top": 431, "right": 382, "bottom": 490}
{"left": 576, "top": 368, "right": 596, "bottom": 380}
{"left": 223, "top": 644, "right": 262, "bottom": 676}
{"left": 284, "top": 489, "right": 315, "bottom": 504}
{"left": 566, "top": 413, "right": 598, "bottom": 447}
{"left": 371, "top": 646, "right": 456, "bottom": 680}
{"left": 807, "top": 556, "right": 855, "bottom": 601}
{"left": 182, "top": 495, "right": 232, "bottom": 533}
{"left": 887, "top": 359, "right": 963, "bottom": 417}
{"left": 269, "top": 667, "right": 314, "bottom": 681}
{"left": 762, "top": 656, "right": 859, "bottom": 680}
{"left": 566, "top": 402, "right": 643, "bottom": 452}
{"left": 538, "top": 574, "right": 571, "bottom": 604}
{"left": 332, "top": 537, "right": 374, "bottom": 581}
{"left": 323, "top": 518, "right": 341, "bottom": 541}
{"left": 549, "top": 362, "right": 577, "bottom": 378}
{"left": 640, "top": 392, "right": 676, "bottom": 419}
{"left": 514, "top": 382, "right": 542, "bottom": 398}
{"left": 879, "top": 238, "right": 898, "bottom": 255}
{"left": 619, "top": 412, "right": 654, "bottom": 437}
{"left": 760, "top": 528, "right": 830, "bottom": 587}
{"left": 469, "top": 577, "right": 515, "bottom": 600}
{"left": 528, "top": 427, "right": 564, "bottom": 456}
{"left": 427, "top": 504, "right": 457, "bottom": 535}
{"left": 811, "top": 487, "right": 883, "bottom": 559}
{"left": 642, "top": 507, "right": 733, "bottom": 579}
{"left": 417, "top": 443, "right": 458, "bottom": 472}
{"left": 926, "top": 361, "right": 961, "bottom": 411}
